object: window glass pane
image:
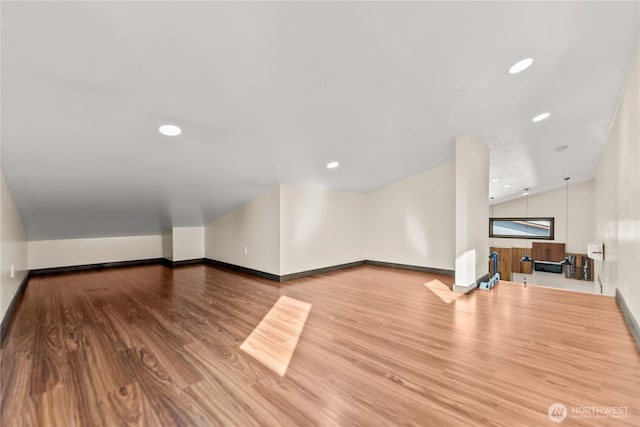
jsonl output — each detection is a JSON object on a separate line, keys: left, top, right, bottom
{"left": 489, "top": 218, "right": 554, "bottom": 239}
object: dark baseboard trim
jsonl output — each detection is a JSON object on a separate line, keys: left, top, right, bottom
{"left": 204, "top": 259, "right": 365, "bottom": 282}
{"left": 28, "top": 256, "right": 455, "bottom": 284}
{"left": 1, "top": 272, "right": 31, "bottom": 345}
{"left": 203, "top": 258, "right": 454, "bottom": 282}
{"left": 160, "top": 258, "right": 174, "bottom": 268}
{"left": 203, "top": 259, "right": 280, "bottom": 282}
{"left": 173, "top": 258, "right": 205, "bottom": 266}
{"left": 162, "top": 258, "right": 205, "bottom": 268}
{"left": 279, "top": 260, "right": 366, "bottom": 282}
{"left": 364, "top": 260, "right": 455, "bottom": 276}
{"left": 30, "top": 258, "right": 164, "bottom": 276}
{"left": 616, "top": 288, "right": 640, "bottom": 351}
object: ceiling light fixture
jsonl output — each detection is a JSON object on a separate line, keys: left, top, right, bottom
{"left": 532, "top": 112, "right": 551, "bottom": 122}
{"left": 492, "top": 178, "right": 500, "bottom": 183}
{"left": 159, "top": 124, "right": 181, "bottom": 136}
{"left": 555, "top": 145, "right": 569, "bottom": 152}
{"left": 504, "top": 184, "right": 512, "bottom": 188}
{"left": 508, "top": 58, "right": 534, "bottom": 74}
{"left": 326, "top": 161, "right": 340, "bottom": 169}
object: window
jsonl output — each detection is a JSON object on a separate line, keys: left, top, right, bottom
{"left": 489, "top": 217, "right": 554, "bottom": 240}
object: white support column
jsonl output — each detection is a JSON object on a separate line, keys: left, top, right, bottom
{"left": 454, "top": 134, "right": 490, "bottom": 293}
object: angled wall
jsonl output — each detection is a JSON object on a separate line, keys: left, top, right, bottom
{"left": 0, "top": 171, "right": 29, "bottom": 321}
{"left": 28, "top": 235, "right": 162, "bottom": 270}
{"left": 365, "top": 162, "right": 456, "bottom": 271}
{"left": 204, "top": 186, "right": 280, "bottom": 275}
{"left": 279, "top": 185, "right": 365, "bottom": 276}
{"left": 172, "top": 227, "right": 204, "bottom": 262}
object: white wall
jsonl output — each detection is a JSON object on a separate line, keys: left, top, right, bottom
{"left": 455, "top": 134, "right": 490, "bottom": 288}
{"left": 162, "top": 231, "right": 173, "bottom": 260}
{"left": 595, "top": 40, "right": 639, "bottom": 322}
{"left": 28, "top": 235, "right": 163, "bottom": 270}
{"left": 205, "top": 186, "right": 280, "bottom": 275}
{"left": 280, "top": 185, "right": 365, "bottom": 275}
{"left": 172, "top": 226, "right": 204, "bottom": 261}
{"left": 1, "top": 172, "right": 29, "bottom": 321}
{"left": 491, "top": 180, "right": 595, "bottom": 254}
{"left": 365, "top": 162, "right": 456, "bottom": 271}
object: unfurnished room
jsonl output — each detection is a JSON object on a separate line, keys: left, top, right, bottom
{"left": 0, "top": 1, "right": 639, "bottom": 426}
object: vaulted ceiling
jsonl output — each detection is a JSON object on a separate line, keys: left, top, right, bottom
{"left": 2, "top": 1, "right": 638, "bottom": 240}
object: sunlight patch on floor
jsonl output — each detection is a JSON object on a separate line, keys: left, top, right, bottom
{"left": 425, "top": 280, "right": 462, "bottom": 304}
{"left": 240, "top": 295, "right": 311, "bottom": 376}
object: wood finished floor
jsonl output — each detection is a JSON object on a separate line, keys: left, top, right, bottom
{"left": 1, "top": 264, "right": 638, "bottom": 426}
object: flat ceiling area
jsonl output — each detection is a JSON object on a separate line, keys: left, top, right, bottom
{"left": 1, "top": 2, "right": 638, "bottom": 240}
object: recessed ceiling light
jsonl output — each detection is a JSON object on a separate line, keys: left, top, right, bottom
{"left": 491, "top": 178, "right": 500, "bottom": 183}
{"left": 326, "top": 161, "right": 339, "bottom": 169}
{"left": 508, "top": 58, "right": 534, "bottom": 74}
{"left": 555, "top": 144, "right": 569, "bottom": 152}
{"left": 532, "top": 112, "right": 550, "bottom": 122}
{"left": 159, "top": 124, "right": 181, "bottom": 136}
{"left": 504, "top": 184, "right": 512, "bottom": 188}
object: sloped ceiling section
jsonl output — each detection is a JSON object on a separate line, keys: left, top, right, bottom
{"left": 1, "top": 2, "right": 638, "bottom": 240}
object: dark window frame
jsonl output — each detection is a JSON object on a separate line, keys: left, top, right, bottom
{"left": 489, "top": 217, "right": 555, "bottom": 240}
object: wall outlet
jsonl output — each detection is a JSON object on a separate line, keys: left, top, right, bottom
{"left": 10, "top": 264, "right": 15, "bottom": 279}
{"left": 244, "top": 246, "right": 248, "bottom": 256}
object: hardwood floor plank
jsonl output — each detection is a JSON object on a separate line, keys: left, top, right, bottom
{"left": 122, "top": 347, "right": 205, "bottom": 427}
{"left": 181, "top": 342, "right": 293, "bottom": 426}
{"left": 92, "top": 382, "right": 162, "bottom": 427}
{"left": 30, "top": 282, "right": 67, "bottom": 396}
{"left": 29, "top": 384, "right": 77, "bottom": 427}
{"left": 0, "top": 351, "right": 34, "bottom": 426}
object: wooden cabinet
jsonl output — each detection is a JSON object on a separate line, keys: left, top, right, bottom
{"left": 489, "top": 247, "right": 512, "bottom": 279}
{"left": 564, "top": 253, "right": 594, "bottom": 281}
{"left": 489, "top": 246, "right": 533, "bottom": 279}
{"left": 532, "top": 242, "right": 565, "bottom": 262}
{"left": 511, "top": 248, "right": 533, "bottom": 275}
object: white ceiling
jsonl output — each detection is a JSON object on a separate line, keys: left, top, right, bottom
{"left": 1, "top": 1, "right": 638, "bottom": 240}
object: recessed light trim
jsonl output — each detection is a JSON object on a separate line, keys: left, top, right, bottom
{"left": 491, "top": 178, "right": 500, "bottom": 183}
{"left": 326, "top": 161, "right": 340, "bottom": 169}
{"left": 504, "top": 184, "right": 512, "bottom": 188}
{"left": 159, "top": 124, "right": 181, "bottom": 136}
{"left": 532, "top": 112, "right": 550, "bottom": 122}
{"left": 508, "top": 58, "right": 533, "bottom": 74}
